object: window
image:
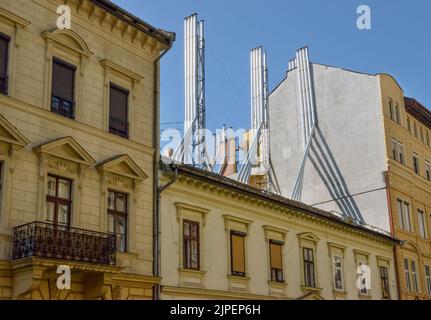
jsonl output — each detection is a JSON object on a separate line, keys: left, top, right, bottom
{"left": 425, "top": 265, "right": 431, "bottom": 295}
{"left": 413, "top": 154, "right": 420, "bottom": 175}
{"left": 411, "top": 261, "right": 418, "bottom": 292}
{"left": 391, "top": 139, "right": 404, "bottom": 164}
{"left": 332, "top": 255, "right": 344, "bottom": 291}
{"left": 183, "top": 220, "right": 199, "bottom": 270}
{"left": 0, "top": 162, "right": 3, "bottom": 216}
{"left": 46, "top": 175, "right": 72, "bottom": 226}
{"left": 391, "top": 139, "right": 398, "bottom": 161}
{"left": 426, "top": 130, "right": 430, "bottom": 147}
{"left": 398, "top": 143, "right": 405, "bottom": 164}
{"left": 107, "top": 190, "right": 128, "bottom": 252}
{"left": 109, "top": 83, "right": 129, "bottom": 138}
{"left": 407, "top": 116, "right": 412, "bottom": 134}
{"left": 420, "top": 126, "right": 425, "bottom": 144}
{"left": 414, "top": 122, "right": 418, "bottom": 138}
{"left": 303, "top": 247, "right": 315, "bottom": 288}
{"left": 418, "top": 210, "right": 427, "bottom": 239}
{"left": 230, "top": 231, "right": 246, "bottom": 276}
{"left": 358, "top": 261, "right": 369, "bottom": 294}
{"left": 404, "top": 258, "right": 411, "bottom": 291}
{"left": 0, "top": 33, "right": 10, "bottom": 95}
{"left": 397, "top": 199, "right": 412, "bottom": 232}
{"left": 426, "top": 161, "right": 431, "bottom": 181}
{"left": 380, "top": 266, "right": 390, "bottom": 299}
{"left": 269, "top": 240, "right": 284, "bottom": 283}
{"left": 389, "top": 99, "right": 395, "bottom": 121}
{"left": 395, "top": 103, "right": 400, "bottom": 124}
{"left": 51, "top": 58, "right": 75, "bottom": 119}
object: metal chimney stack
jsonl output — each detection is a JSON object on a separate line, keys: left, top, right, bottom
{"left": 183, "top": 13, "right": 207, "bottom": 169}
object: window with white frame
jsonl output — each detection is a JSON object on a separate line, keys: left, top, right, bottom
{"left": 407, "top": 116, "right": 412, "bottom": 134}
{"left": 379, "top": 266, "right": 390, "bottom": 299}
{"left": 418, "top": 209, "right": 427, "bottom": 239}
{"left": 420, "top": 126, "right": 425, "bottom": 144}
{"left": 389, "top": 99, "right": 395, "bottom": 121}
{"left": 425, "top": 161, "right": 431, "bottom": 181}
{"left": 391, "top": 139, "right": 397, "bottom": 161}
{"left": 398, "top": 143, "right": 405, "bottom": 164}
{"left": 413, "top": 153, "right": 420, "bottom": 175}
{"left": 411, "top": 261, "right": 419, "bottom": 292}
{"left": 395, "top": 102, "right": 401, "bottom": 125}
{"left": 397, "top": 199, "right": 412, "bottom": 232}
{"left": 332, "top": 255, "right": 344, "bottom": 291}
{"left": 404, "top": 258, "right": 411, "bottom": 291}
{"left": 391, "top": 139, "right": 405, "bottom": 164}
{"left": 425, "top": 265, "right": 431, "bottom": 295}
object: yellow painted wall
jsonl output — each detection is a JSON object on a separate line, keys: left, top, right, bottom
{"left": 380, "top": 74, "right": 431, "bottom": 300}
{"left": 160, "top": 172, "right": 398, "bottom": 300}
{"left": 0, "top": 0, "right": 171, "bottom": 299}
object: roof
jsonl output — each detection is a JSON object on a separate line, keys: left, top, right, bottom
{"left": 89, "top": 0, "right": 175, "bottom": 46}
{"left": 405, "top": 97, "right": 431, "bottom": 130}
{"left": 160, "top": 160, "right": 400, "bottom": 245}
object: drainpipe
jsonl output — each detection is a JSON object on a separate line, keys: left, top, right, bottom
{"left": 152, "top": 37, "right": 175, "bottom": 300}
{"left": 154, "top": 165, "right": 178, "bottom": 299}
{"left": 384, "top": 166, "right": 402, "bottom": 300}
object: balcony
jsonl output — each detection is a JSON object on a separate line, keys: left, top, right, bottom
{"left": 12, "top": 221, "right": 116, "bottom": 266}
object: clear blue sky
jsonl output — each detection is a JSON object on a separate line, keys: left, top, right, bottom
{"left": 113, "top": 0, "right": 431, "bottom": 133}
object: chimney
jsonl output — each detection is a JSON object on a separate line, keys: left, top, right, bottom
{"left": 220, "top": 136, "right": 237, "bottom": 177}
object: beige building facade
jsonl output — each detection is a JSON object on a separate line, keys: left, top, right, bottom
{"left": 159, "top": 163, "right": 400, "bottom": 300}
{"left": 0, "top": 0, "right": 174, "bottom": 299}
{"left": 381, "top": 74, "right": 431, "bottom": 300}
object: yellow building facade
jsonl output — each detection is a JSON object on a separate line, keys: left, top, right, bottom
{"left": 159, "top": 163, "right": 399, "bottom": 300}
{"left": 0, "top": 0, "right": 173, "bottom": 299}
{"left": 381, "top": 74, "right": 431, "bottom": 300}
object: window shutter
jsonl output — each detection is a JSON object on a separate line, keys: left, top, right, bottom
{"left": 0, "top": 35, "right": 8, "bottom": 76}
{"left": 231, "top": 232, "right": 245, "bottom": 275}
{"left": 270, "top": 242, "right": 282, "bottom": 270}
{"left": 0, "top": 34, "right": 9, "bottom": 94}
{"left": 52, "top": 59, "right": 75, "bottom": 102}
{"left": 109, "top": 83, "right": 129, "bottom": 136}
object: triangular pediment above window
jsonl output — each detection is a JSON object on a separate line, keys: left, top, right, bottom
{"left": 299, "top": 292, "right": 325, "bottom": 300}
{"left": 0, "top": 114, "right": 30, "bottom": 149}
{"left": 297, "top": 232, "right": 320, "bottom": 243}
{"left": 97, "top": 154, "right": 148, "bottom": 181}
{"left": 33, "top": 137, "right": 95, "bottom": 166}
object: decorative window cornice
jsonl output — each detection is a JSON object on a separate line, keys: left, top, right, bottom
{"left": 96, "top": 154, "right": 147, "bottom": 182}
{"left": 223, "top": 215, "right": 253, "bottom": 234}
{"left": 0, "top": 7, "right": 31, "bottom": 28}
{"left": 327, "top": 242, "right": 347, "bottom": 252}
{"left": 100, "top": 59, "right": 143, "bottom": 81}
{"left": 297, "top": 232, "right": 320, "bottom": 243}
{"left": 42, "top": 29, "right": 93, "bottom": 57}
{"left": 263, "top": 225, "right": 288, "bottom": 242}
{"left": 0, "top": 114, "right": 29, "bottom": 150}
{"left": 353, "top": 249, "right": 371, "bottom": 258}
{"left": 33, "top": 136, "right": 95, "bottom": 167}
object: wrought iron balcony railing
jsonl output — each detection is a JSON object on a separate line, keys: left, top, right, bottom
{"left": 13, "top": 221, "right": 116, "bottom": 266}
